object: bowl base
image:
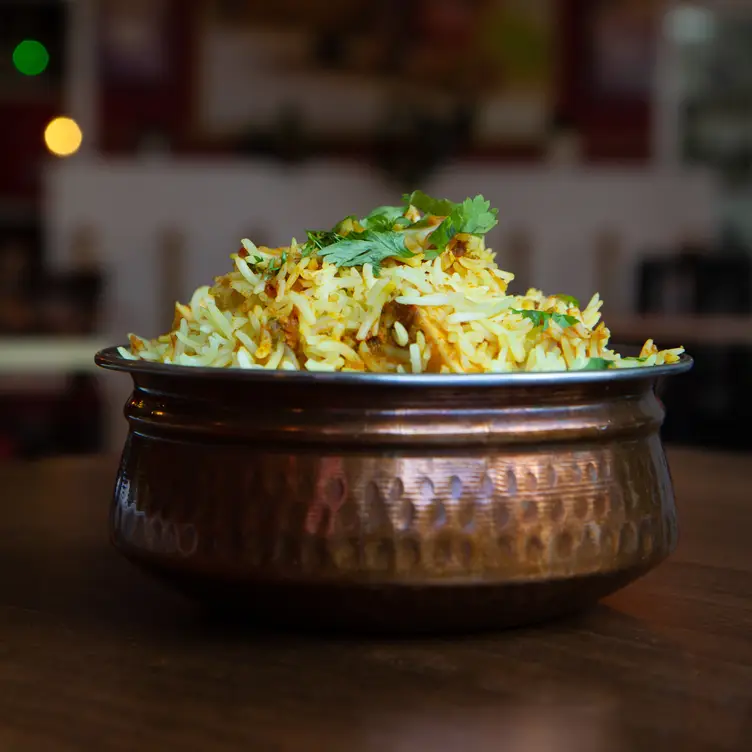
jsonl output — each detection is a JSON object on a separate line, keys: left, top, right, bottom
{"left": 124, "top": 555, "right": 654, "bottom": 634}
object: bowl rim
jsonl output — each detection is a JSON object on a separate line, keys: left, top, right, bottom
{"left": 94, "top": 345, "right": 693, "bottom": 388}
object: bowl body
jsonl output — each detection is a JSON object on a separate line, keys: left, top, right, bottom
{"left": 96, "top": 347, "right": 692, "bottom": 632}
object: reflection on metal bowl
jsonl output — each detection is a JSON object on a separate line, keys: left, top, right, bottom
{"left": 95, "top": 346, "right": 692, "bottom": 633}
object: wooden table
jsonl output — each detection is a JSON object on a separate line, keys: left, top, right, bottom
{"left": 0, "top": 450, "right": 750, "bottom": 752}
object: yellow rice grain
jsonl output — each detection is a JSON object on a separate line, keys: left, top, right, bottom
{"left": 119, "top": 228, "right": 684, "bottom": 373}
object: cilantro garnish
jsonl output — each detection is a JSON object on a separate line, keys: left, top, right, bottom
{"left": 317, "top": 230, "right": 415, "bottom": 275}
{"left": 402, "top": 190, "right": 457, "bottom": 217}
{"left": 266, "top": 250, "right": 288, "bottom": 277}
{"left": 412, "top": 194, "right": 499, "bottom": 259}
{"left": 333, "top": 215, "right": 358, "bottom": 233}
{"left": 360, "top": 206, "right": 409, "bottom": 232}
{"left": 582, "top": 357, "right": 613, "bottom": 370}
{"left": 301, "top": 191, "right": 498, "bottom": 270}
{"left": 553, "top": 294, "right": 580, "bottom": 307}
{"left": 512, "top": 309, "right": 578, "bottom": 331}
{"left": 302, "top": 229, "right": 345, "bottom": 257}
{"left": 245, "top": 253, "right": 266, "bottom": 274}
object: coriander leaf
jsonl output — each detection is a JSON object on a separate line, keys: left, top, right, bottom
{"left": 456, "top": 195, "right": 499, "bottom": 235}
{"left": 512, "top": 309, "right": 547, "bottom": 328}
{"left": 402, "top": 190, "right": 457, "bottom": 217}
{"left": 553, "top": 294, "right": 580, "bottom": 307}
{"left": 266, "top": 250, "right": 288, "bottom": 278}
{"left": 361, "top": 206, "right": 405, "bottom": 232}
{"left": 512, "top": 309, "right": 577, "bottom": 331}
{"left": 304, "top": 230, "right": 329, "bottom": 249}
{"left": 404, "top": 217, "right": 435, "bottom": 230}
{"left": 426, "top": 194, "right": 499, "bottom": 255}
{"left": 424, "top": 217, "right": 457, "bottom": 258}
{"left": 333, "top": 215, "right": 359, "bottom": 234}
{"left": 302, "top": 229, "right": 344, "bottom": 256}
{"left": 318, "top": 230, "right": 414, "bottom": 275}
{"left": 583, "top": 357, "right": 613, "bottom": 370}
{"left": 247, "top": 254, "right": 264, "bottom": 271}
{"left": 551, "top": 313, "right": 578, "bottom": 328}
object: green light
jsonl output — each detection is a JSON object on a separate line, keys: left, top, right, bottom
{"left": 13, "top": 40, "right": 50, "bottom": 76}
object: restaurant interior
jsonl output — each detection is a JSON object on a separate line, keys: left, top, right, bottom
{"left": 3, "top": 3, "right": 752, "bottom": 751}
{"left": 1, "top": 0, "right": 751, "bottom": 455}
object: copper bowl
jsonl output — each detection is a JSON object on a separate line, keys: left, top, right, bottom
{"left": 95, "top": 346, "right": 692, "bottom": 632}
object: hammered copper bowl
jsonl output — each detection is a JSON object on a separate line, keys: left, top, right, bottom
{"left": 95, "top": 347, "right": 692, "bottom": 633}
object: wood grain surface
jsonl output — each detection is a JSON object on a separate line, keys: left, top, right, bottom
{"left": 0, "top": 448, "right": 750, "bottom": 752}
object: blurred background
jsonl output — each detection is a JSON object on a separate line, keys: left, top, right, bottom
{"left": 0, "top": 0, "right": 750, "bottom": 459}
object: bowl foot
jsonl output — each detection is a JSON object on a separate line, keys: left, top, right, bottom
{"left": 124, "top": 557, "right": 653, "bottom": 635}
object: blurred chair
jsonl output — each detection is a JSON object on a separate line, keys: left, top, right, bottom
{"left": 50, "top": 372, "right": 104, "bottom": 456}
{"left": 593, "top": 228, "right": 623, "bottom": 311}
{"left": 502, "top": 227, "right": 533, "bottom": 294}
{"left": 0, "top": 224, "right": 108, "bottom": 459}
{"left": 636, "top": 252, "right": 700, "bottom": 315}
{"left": 636, "top": 242, "right": 752, "bottom": 450}
{"left": 637, "top": 244, "right": 750, "bottom": 316}
{"left": 0, "top": 237, "right": 38, "bottom": 335}
{"left": 43, "top": 224, "right": 106, "bottom": 336}
{"left": 51, "top": 224, "right": 106, "bottom": 456}
{"left": 694, "top": 255, "right": 751, "bottom": 314}
{"left": 692, "top": 253, "right": 752, "bottom": 449}
{"left": 158, "top": 227, "right": 186, "bottom": 323}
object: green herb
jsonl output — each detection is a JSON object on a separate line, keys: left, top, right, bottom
{"left": 244, "top": 254, "right": 266, "bottom": 273}
{"left": 422, "top": 195, "right": 499, "bottom": 259}
{"left": 402, "top": 216, "right": 435, "bottom": 230}
{"left": 582, "top": 357, "right": 613, "bottom": 370}
{"left": 302, "top": 229, "right": 345, "bottom": 257}
{"left": 266, "top": 250, "right": 288, "bottom": 277}
{"left": 553, "top": 294, "right": 580, "bottom": 307}
{"left": 512, "top": 309, "right": 578, "bottom": 331}
{"left": 552, "top": 313, "right": 578, "bottom": 329}
{"left": 301, "top": 192, "right": 499, "bottom": 270}
{"left": 360, "top": 206, "right": 407, "bottom": 232}
{"left": 622, "top": 356, "right": 648, "bottom": 363}
{"left": 402, "top": 190, "right": 457, "bottom": 217}
{"left": 333, "top": 215, "right": 358, "bottom": 234}
{"left": 317, "top": 230, "right": 415, "bottom": 275}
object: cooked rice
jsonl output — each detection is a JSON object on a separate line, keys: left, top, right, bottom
{"left": 119, "top": 212, "right": 684, "bottom": 374}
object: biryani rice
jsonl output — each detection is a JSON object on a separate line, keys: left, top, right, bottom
{"left": 119, "top": 214, "right": 684, "bottom": 374}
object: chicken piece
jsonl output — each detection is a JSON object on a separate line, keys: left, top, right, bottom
{"left": 447, "top": 235, "right": 469, "bottom": 258}
{"left": 266, "top": 309, "right": 301, "bottom": 354}
{"left": 358, "top": 340, "right": 397, "bottom": 372}
{"left": 367, "top": 301, "right": 461, "bottom": 372}
{"left": 128, "top": 333, "right": 145, "bottom": 353}
{"left": 375, "top": 301, "right": 461, "bottom": 372}
{"left": 278, "top": 310, "right": 299, "bottom": 351}
{"left": 412, "top": 307, "right": 463, "bottom": 373}
{"left": 170, "top": 302, "right": 192, "bottom": 331}
{"left": 378, "top": 301, "right": 418, "bottom": 345}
